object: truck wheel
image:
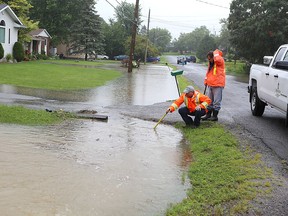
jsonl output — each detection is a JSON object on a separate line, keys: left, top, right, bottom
{"left": 251, "top": 87, "right": 265, "bottom": 116}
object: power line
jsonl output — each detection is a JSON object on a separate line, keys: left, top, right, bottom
{"left": 103, "top": 0, "right": 137, "bottom": 24}
{"left": 195, "top": 0, "right": 229, "bottom": 9}
{"left": 104, "top": 0, "right": 117, "bottom": 10}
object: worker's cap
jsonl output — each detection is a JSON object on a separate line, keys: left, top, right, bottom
{"left": 183, "top": 86, "right": 194, "bottom": 93}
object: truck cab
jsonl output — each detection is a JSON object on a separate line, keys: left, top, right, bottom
{"left": 248, "top": 44, "right": 288, "bottom": 126}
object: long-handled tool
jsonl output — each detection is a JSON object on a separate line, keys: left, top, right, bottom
{"left": 204, "top": 85, "right": 207, "bottom": 95}
{"left": 153, "top": 112, "right": 168, "bottom": 129}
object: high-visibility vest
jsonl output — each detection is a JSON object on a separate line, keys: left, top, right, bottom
{"left": 169, "top": 90, "right": 211, "bottom": 113}
{"left": 204, "top": 49, "right": 226, "bottom": 87}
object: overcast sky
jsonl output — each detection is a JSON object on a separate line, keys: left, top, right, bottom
{"left": 96, "top": 0, "right": 232, "bottom": 39}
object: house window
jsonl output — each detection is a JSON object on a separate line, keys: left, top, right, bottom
{"left": 0, "top": 20, "right": 5, "bottom": 43}
{"left": 8, "top": 28, "right": 10, "bottom": 44}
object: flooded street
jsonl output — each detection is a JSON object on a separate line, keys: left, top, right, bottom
{"left": 0, "top": 65, "right": 190, "bottom": 215}
{"left": 0, "top": 65, "right": 179, "bottom": 106}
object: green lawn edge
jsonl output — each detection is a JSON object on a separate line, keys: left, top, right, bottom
{"left": 0, "top": 60, "right": 121, "bottom": 90}
{"left": 165, "top": 122, "right": 274, "bottom": 215}
{"left": 0, "top": 104, "right": 74, "bottom": 126}
{"left": 163, "top": 61, "right": 275, "bottom": 215}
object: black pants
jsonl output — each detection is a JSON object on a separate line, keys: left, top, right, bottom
{"left": 178, "top": 107, "right": 206, "bottom": 126}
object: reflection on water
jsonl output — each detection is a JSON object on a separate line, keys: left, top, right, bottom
{"left": 0, "top": 84, "right": 92, "bottom": 102}
{"left": 0, "top": 65, "right": 179, "bottom": 106}
{"left": 0, "top": 112, "right": 190, "bottom": 215}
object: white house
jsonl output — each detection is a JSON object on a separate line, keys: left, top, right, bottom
{"left": 0, "top": 4, "right": 25, "bottom": 57}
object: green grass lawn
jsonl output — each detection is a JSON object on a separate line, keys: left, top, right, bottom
{"left": 166, "top": 123, "right": 273, "bottom": 215}
{"left": 0, "top": 60, "right": 121, "bottom": 90}
{"left": 0, "top": 59, "right": 122, "bottom": 125}
{"left": 0, "top": 104, "right": 73, "bottom": 125}
{"left": 45, "top": 59, "right": 116, "bottom": 66}
{"left": 164, "top": 70, "right": 274, "bottom": 215}
{"left": 225, "top": 61, "right": 249, "bottom": 76}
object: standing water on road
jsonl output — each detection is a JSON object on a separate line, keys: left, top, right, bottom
{"left": 0, "top": 65, "right": 179, "bottom": 106}
{"left": 0, "top": 65, "right": 189, "bottom": 215}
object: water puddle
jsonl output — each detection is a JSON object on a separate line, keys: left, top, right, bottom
{"left": 0, "top": 115, "right": 189, "bottom": 215}
{"left": 0, "top": 65, "right": 179, "bottom": 106}
{"left": 0, "top": 65, "right": 190, "bottom": 215}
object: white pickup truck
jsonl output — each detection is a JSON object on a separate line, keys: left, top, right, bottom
{"left": 248, "top": 44, "right": 288, "bottom": 126}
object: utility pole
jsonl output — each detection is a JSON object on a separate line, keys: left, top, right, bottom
{"left": 144, "top": 9, "right": 150, "bottom": 65}
{"left": 128, "top": 0, "right": 139, "bottom": 73}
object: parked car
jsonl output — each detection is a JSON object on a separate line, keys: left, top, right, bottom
{"left": 97, "top": 54, "right": 109, "bottom": 60}
{"left": 114, "top": 55, "right": 129, "bottom": 60}
{"left": 177, "top": 56, "right": 187, "bottom": 64}
{"left": 186, "top": 55, "right": 196, "bottom": 63}
{"left": 147, "top": 56, "right": 160, "bottom": 62}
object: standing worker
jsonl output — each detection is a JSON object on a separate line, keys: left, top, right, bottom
{"left": 166, "top": 86, "right": 211, "bottom": 128}
{"left": 202, "top": 49, "right": 226, "bottom": 121}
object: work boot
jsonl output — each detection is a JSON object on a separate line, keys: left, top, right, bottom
{"left": 209, "top": 110, "right": 219, "bottom": 121}
{"left": 201, "top": 110, "right": 212, "bottom": 121}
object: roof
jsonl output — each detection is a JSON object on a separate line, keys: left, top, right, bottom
{"left": 0, "top": 4, "right": 25, "bottom": 27}
{"left": 29, "top": 29, "right": 52, "bottom": 39}
{"left": 0, "top": 4, "right": 6, "bottom": 10}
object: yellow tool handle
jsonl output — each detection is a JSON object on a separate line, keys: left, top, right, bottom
{"left": 153, "top": 112, "right": 168, "bottom": 129}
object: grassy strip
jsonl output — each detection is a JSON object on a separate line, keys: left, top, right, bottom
{"left": 44, "top": 59, "right": 116, "bottom": 66}
{"left": 165, "top": 66, "right": 273, "bottom": 215}
{"left": 225, "top": 61, "right": 248, "bottom": 76}
{"left": 0, "top": 60, "right": 121, "bottom": 90}
{"left": 166, "top": 122, "right": 273, "bottom": 215}
{"left": 0, "top": 105, "right": 73, "bottom": 125}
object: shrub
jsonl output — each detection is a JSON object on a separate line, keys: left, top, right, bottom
{"left": 13, "top": 42, "right": 24, "bottom": 62}
{"left": 0, "top": 43, "right": 4, "bottom": 59}
{"left": 5, "top": 53, "right": 12, "bottom": 62}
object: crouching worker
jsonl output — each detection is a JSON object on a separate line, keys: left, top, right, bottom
{"left": 166, "top": 86, "right": 211, "bottom": 128}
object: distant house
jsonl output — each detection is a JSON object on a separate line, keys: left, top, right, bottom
{"left": 25, "top": 29, "right": 52, "bottom": 56}
{"left": 0, "top": 4, "right": 25, "bottom": 57}
{"left": 57, "top": 43, "right": 87, "bottom": 59}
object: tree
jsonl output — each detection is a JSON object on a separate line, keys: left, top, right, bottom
{"left": 173, "top": 33, "right": 190, "bottom": 54}
{"left": 99, "top": 1, "right": 143, "bottom": 58}
{"left": 172, "top": 26, "right": 210, "bottom": 54}
{"left": 114, "top": 1, "right": 142, "bottom": 37}
{"left": 69, "top": 0, "right": 104, "bottom": 61}
{"left": 186, "top": 26, "right": 210, "bottom": 53}
{"left": 196, "top": 34, "right": 216, "bottom": 61}
{"left": 228, "top": 0, "right": 288, "bottom": 63}
{"left": 149, "top": 28, "right": 172, "bottom": 52}
{"left": 29, "top": 0, "right": 77, "bottom": 45}
{"left": 217, "top": 19, "right": 230, "bottom": 53}
{"left": 101, "top": 19, "right": 128, "bottom": 58}
{"left": 124, "top": 34, "right": 159, "bottom": 61}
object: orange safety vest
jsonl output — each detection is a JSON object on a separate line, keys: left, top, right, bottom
{"left": 169, "top": 90, "right": 211, "bottom": 113}
{"left": 204, "top": 49, "right": 226, "bottom": 87}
